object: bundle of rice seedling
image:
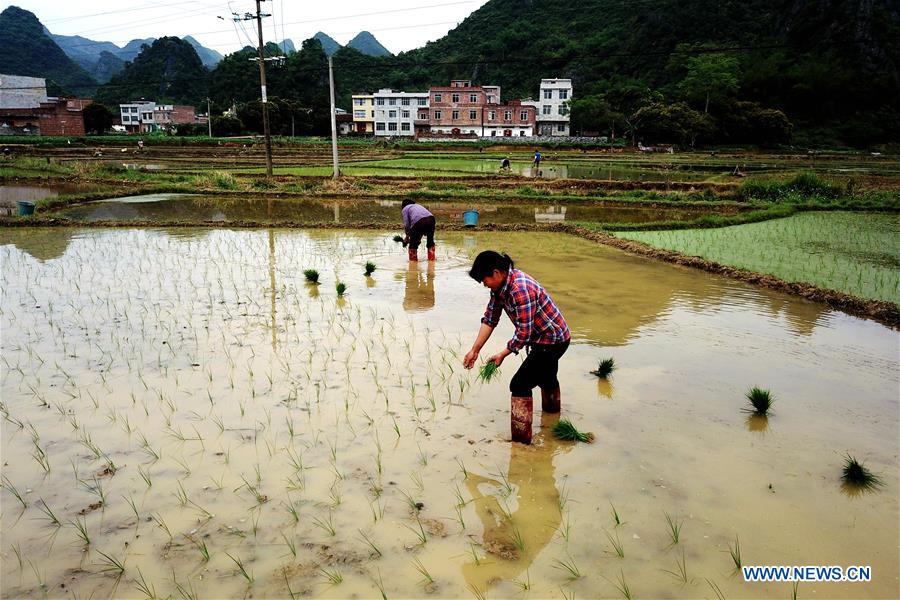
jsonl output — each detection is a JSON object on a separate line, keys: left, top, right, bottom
{"left": 744, "top": 386, "right": 774, "bottom": 415}
{"left": 590, "top": 358, "right": 615, "bottom": 378}
{"left": 392, "top": 235, "right": 404, "bottom": 243}
{"left": 364, "top": 262, "right": 376, "bottom": 276}
{"left": 841, "top": 454, "right": 883, "bottom": 490}
{"left": 478, "top": 361, "right": 500, "bottom": 382}
{"left": 303, "top": 269, "right": 320, "bottom": 284}
{"left": 552, "top": 419, "right": 595, "bottom": 443}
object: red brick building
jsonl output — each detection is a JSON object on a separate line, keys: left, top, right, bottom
{"left": 482, "top": 99, "right": 535, "bottom": 138}
{"left": 0, "top": 98, "right": 87, "bottom": 136}
{"left": 427, "top": 80, "right": 534, "bottom": 137}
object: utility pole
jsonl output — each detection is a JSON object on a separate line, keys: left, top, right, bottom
{"left": 207, "top": 97, "right": 212, "bottom": 138}
{"left": 230, "top": 1, "right": 274, "bottom": 176}
{"left": 328, "top": 55, "right": 339, "bottom": 178}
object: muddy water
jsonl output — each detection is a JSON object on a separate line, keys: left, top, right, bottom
{"left": 0, "top": 184, "right": 90, "bottom": 216}
{"left": 52, "top": 194, "right": 726, "bottom": 225}
{"left": 1, "top": 229, "right": 897, "bottom": 599}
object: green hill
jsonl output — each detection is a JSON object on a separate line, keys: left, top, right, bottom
{"left": 0, "top": 6, "right": 97, "bottom": 96}
{"left": 347, "top": 31, "right": 391, "bottom": 57}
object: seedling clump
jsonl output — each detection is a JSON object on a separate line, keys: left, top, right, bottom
{"left": 552, "top": 419, "right": 595, "bottom": 443}
{"left": 364, "top": 262, "right": 376, "bottom": 276}
{"left": 841, "top": 454, "right": 883, "bottom": 490}
{"left": 744, "top": 386, "right": 774, "bottom": 415}
{"left": 591, "top": 357, "right": 616, "bottom": 378}
{"left": 392, "top": 235, "right": 404, "bottom": 243}
{"left": 478, "top": 361, "right": 500, "bottom": 382}
{"left": 303, "top": 269, "right": 320, "bottom": 284}
{"left": 336, "top": 282, "right": 347, "bottom": 297}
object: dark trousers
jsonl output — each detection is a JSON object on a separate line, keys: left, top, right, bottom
{"left": 408, "top": 216, "right": 436, "bottom": 249}
{"left": 510, "top": 340, "right": 569, "bottom": 396}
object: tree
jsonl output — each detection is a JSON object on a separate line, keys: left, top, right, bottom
{"left": 569, "top": 94, "right": 623, "bottom": 137}
{"left": 211, "top": 115, "right": 243, "bottom": 137}
{"left": 672, "top": 48, "right": 739, "bottom": 113}
{"left": 632, "top": 102, "right": 714, "bottom": 147}
{"left": 718, "top": 100, "right": 792, "bottom": 145}
{"left": 83, "top": 103, "right": 114, "bottom": 134}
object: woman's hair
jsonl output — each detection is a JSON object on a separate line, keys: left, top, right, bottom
{"left": 401, "top": 199, "right": 415, "bottom": 208}
{"left": 468, "top": 251, "right": 514, "bottom": 281}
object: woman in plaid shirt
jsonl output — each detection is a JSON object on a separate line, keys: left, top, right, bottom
{"left": 463, "top": 251, "right": 570, "bottom": 444}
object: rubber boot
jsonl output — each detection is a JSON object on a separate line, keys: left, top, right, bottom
{"left": 427, "top": 245, "right": 436, "bottom": 261}
{"left": 511, "top": 395, "right": 533, "bottom": 444}
{"left": 408, "top": 247, "right": 418, "bottom": 261}
{"left": 541, "top": 386, "right": 561, "bottom": 413}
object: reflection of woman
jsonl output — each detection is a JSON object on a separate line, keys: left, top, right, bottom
{"left": 463, "top": 251, "right": 570, "bottom": 444}
{"left": 401, "top": 261, "right": 435, "bottom": 312}
{"left": 462, "top": 413, "right": 572, "bottom": 591}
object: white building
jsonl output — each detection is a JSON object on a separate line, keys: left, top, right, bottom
{"left": 119, "top": 101, "right": 156, "bottom": 133}
{"left": 534, "top": 78, "right": 572, "bottom": 136}
{"left": 0, "top": 74, "right": 48, "bottom": 108}
{"left": 372, "top": 89, "right": 429, "bottom": 137}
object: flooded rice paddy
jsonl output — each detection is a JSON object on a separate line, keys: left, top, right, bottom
{"left": 0, "top": 184, "right": 92, "bottom": 217}
{"left": 1, "top": 229, "right": 897, "bottom": 599}
{"left": 617, "top": 212, "right": 900, "bottom": 304}
{"left": 50, "top": 194, "right": 727, "bottom": 226}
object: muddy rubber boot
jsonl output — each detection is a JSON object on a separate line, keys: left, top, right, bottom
{"left": 541, "top": 386, "right": 561, "bottom": 413}
{"left": 427, "top": 246, "right": 436, "bottom": 261}
{"left": 408, "top": 247, "right": 418, "bottom": 261}
{"left": 511, "top": 395, "right": 533, "bottom": 444}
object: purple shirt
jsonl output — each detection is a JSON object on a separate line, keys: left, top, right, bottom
{"left": 402, "top": 203, "right": 433, "bottom": 233}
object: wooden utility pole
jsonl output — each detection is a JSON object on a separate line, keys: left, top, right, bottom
{"left": 328, "top": 55, "right": 339, "bottom": 178}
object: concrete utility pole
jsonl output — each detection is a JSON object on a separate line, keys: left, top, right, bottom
{"left": 207, "top": 98, "right": 212, "bottom": 138}
{"left": 231, "top": 2, "right": 274, "bottom": 175}
{"left": 328, "top": 55, "right": 339, "bottom": 178}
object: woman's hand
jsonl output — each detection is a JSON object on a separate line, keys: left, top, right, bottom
{"left": 488, "top": 350, "right": 508, "bottom": 367}
{"left": 463, "top": 348, "right": 479, "bottom": 369}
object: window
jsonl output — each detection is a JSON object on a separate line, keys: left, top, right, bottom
{"left": 519, "top": 131, "right": 526, "bottom": 136}
{"left": 559, "top": 105, "right": 568, "bottom": 115}
{"left": 389, "top": 110, "right": 397, "bottom": 118}
{"left": 469, "top": 93, "right": 477, "bottom": 102}
{"left": 452, "top": 110, "right": 459, "bottom": 120}
{"left": 402, "top": 110, "right": 410, "bottom": 118}
{"left": 122, "top": 115, "right": 130, "bottom": 122}
{"left": 488, "top": 110, "right": 495, "bottom": 121}
{"left": 487, "top": 95, "right": 495, "bottom": 103}
{"left": 469, "top": 109, "right": 477, "bottom": 120}
{"left": 451, "top": 93, "right": 460, "bottom": 103}
{"left": 354, "top": 98, "right": 364, "bottom": 106}
{"left": 520, "top": 111, "right": 528, "bottom": 121}
{"left": 376, "top": 98, "right": 385, "bottom": 105}
{"left": 504, "top": 110, "right": 511, "bottom": 120}
{"left": 388, "top": 122, "right": 397, "bottom": 131}
{"left": 401, "top": 98, "right": 410, "bottom": 106}
{"left": 469, "top": 130, "right": 475, "bottom": 134}
{"left": 544, "top": 90, "right": 552, "bottom": 99}
{"left": 401, "top": 122, "right": 410, "bottom": 131}
{"left": 417, "top": 98, "right": 427, "bottom": 106}
{"left": 491, "top": 130, "right": 496, "bottom": 136}
{"left": 434, "top": 110, "right": 442, "bottom": 119}
{"left": 376, "top": 122, "right": 385, "bottom": 131}
{"left": 557, "top": 123, "right": 566, "bottom": 132}
{"left": 353, "top": 110, "right": 365, "bottom": 118}
{"left": 559, "top": 90, "right": 568, "bottom": 100}
{"left": 386, "top": 99, "right": 394, "bottom": 106}
{"left": 434, "top": 93, "right": 442, "bottom": 103}
{"left": 130, "top": 107, "right": 138, "bottom": 112}
{"left": 542, "top": 105, "right": 551, "bottom": 115}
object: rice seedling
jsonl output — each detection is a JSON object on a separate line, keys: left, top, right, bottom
{"left": 411, "top": 556, "right": 435, "bottom": 586}
{"left": 610, "top": 501, "right": 624, "bottom": 526}
{"left": 744, "top": 386, "right": 774, "bottom": 415}
{"left": 36, "top": 498, "right": 62, "bottom": 527}
{"left": 728, "top": 534, "right": 742, "bottom": 569}
{"left": 792, "top": 581, "right": 799, "bottom": 600}
{"left": 591, "top": 357, "right": 616, "bottom": 378}
{"left": 706, "top": 578, "right": 726, "bottom": 600}
{"left": 662, "top": 547, "right": 691, "bottom": 584}
{"left": 174, "top": 574, "right": 199, "bottom": 600}
{"left": 358, "top": 528, "right": 382, "bottom": 557}
{"left": 226, "top": 552, "right": 254, "bottom": 584}
{"left": 312, "top": 512, "right": 336, "bottom": 536}
{"left": 96, "top": 548, "right": 126, "bottom": 576}
{"left": 664, "top": 512, "right": 683, "bottom": 545}
{"left": 477, "top": 361, "right": 500, "bottom": 382}
{"left": 405, "top": 517, "right": 428, "bottom": 545}
{"left": 303, "top": 269, "right": 320, "bottom": 284}
{"left": 372, "top": 568, "right": 388, "bottom": 600}
{"left": 134, "top": 568, "right": 157, "bottom": 599}
{"left": 512, "top": 570, "right": 531, "bottom": 591}
{"left": 511, "top": 526, "right": 526, "bottom": 552}
{"left": 188, "top": 536, "right": 211, "bottom": 562}
{"left": 336, "top": 281, "right": 347, "bottom": 297}
{"left": 552, "top": 419, "right": 595, "bottom": 443}
{"left": 1, "top": 478, "right": 28, "bottom": 511}
{"left": 553, "top": 554, "right": 582, "bottom": 580}
{"left": 364, "top": 261, "right": 377, "bottom": 276}
{"left": 605, "top": 529, "right": 624, "bottom": 558}
{"left": 70, "top": 516, "right": 91, "bottom": 545}
{"left": 319, "top": 567, "right": 344, "bottom": 585}
{"left": 468, "top": 542, "right": 483, "bottom": 566}
{"left": 841, "top": 454, "right": 883, "bottom": 490}
{"left": 605, "top": 569, "right": 633, "bottom": 600}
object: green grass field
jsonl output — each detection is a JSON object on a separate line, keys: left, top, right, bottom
{"left": 614, "top": 211, "right": 900, "bottom": 303}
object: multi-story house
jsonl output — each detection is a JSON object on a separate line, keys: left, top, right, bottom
{"left": 372, "top": 89, "right": 429, "bottom": 137}
{"left": 351, "top": 94, "right": 374, "bottom": 134}
{"left": 534, "top": 78, "right": 572, "bottom": 136}
{"left": 428, "top": 80, "right": 495, "bottom": 136}
{"left": 153, "top": 105, "right": 201, "bottom": 131}
{"left": 482, "top": 99, "right": 535, "bottom": 137}
{"left": 119, "top": 101, "right": 156, "bottom": 133}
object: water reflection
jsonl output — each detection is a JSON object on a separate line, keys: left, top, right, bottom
{"left": 597, "top": 377, "right": 614, "bottom": 399}
{"left": 462, "top": 413, "right": 572, "bottom": 591}
{"left": 745, "top": 413, "right": 769, "bottom": 433}
{"left": 534, "top": 205, "right": 566, "bottom": 223}
{"left": 0, "top": 227, "right": 74, "bottom": 262}
{"left": 399, "top": 261, "right": 435, "bottom": 312}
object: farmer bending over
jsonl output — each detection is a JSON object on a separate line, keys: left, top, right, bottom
{"left": 401, "top": 199, "right": 436, "bottom": 261}
{"left": 463, "top": 251, "right": 570, "bottom": 444}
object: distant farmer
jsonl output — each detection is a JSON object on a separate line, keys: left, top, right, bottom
{"left": 401, "top": 199, "right": 436, "bottom": 262}
{"left": 463, "top": 251, "right": 571, "bottom": 444}
{"left": 137, "top": 139, "right": 144, "bottom": 150}
{"left": 500, "top": 156, "right": 511, "bottom": 172}
{"left": 532, "top": 150, "right": 542, "bottom": 173}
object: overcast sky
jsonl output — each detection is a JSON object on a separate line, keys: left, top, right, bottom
{"left": 7, "top": 0, "right": 490, "bottom": 55}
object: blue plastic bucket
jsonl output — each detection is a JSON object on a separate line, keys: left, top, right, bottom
{"left": 17, "top": 201, "right": 35, "bottom": 216}
{"left": 463, "top": 210, "right": 479, "bottom": 227}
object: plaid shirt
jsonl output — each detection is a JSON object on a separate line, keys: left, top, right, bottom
{"left": 481, "top": 267, "right": 570, "bottom": 353}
